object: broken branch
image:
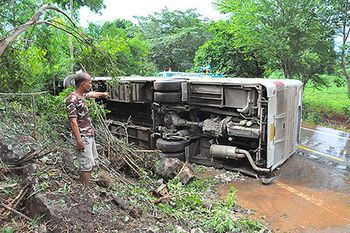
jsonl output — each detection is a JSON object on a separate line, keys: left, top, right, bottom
{"left": 0, "top": 202, "right": 34, "bottom": 222}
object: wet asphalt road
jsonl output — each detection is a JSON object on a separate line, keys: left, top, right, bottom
{"left": 299, "top": 126, "right": 350, "bottom": 171}
{"left": 218, "top": 125, "right": 350, "bottom": 232}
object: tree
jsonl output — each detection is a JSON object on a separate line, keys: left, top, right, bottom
{"left": 332, "top": 0, "right": 350, "bottom": 96}
{"left": 194, "top": 20, "right": 265, "bottom": 77}
{"left": 52, "top": 0, "right": 105, "bottom": 13}
{"left": 215, "top": 0, "right": 336, "bottom": 86}
{"left": 136, "top": 8, "right": 211, "bottom": 71}
{"left": 75, "top": 20, "right": 155, "bottom": 77}
{"left": 0, "top": 0, "right": 104, "bottom": 92}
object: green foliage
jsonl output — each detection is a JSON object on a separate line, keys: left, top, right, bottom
{"left": 37, "top": 87, "right": 73, "bottom": 123}
{"left": 302, "top": 74, "right": 350, "bottom": 125}
{"left": 1, "top": 178, "right": 20, "bottom": 202}
{"left": 205, "top": 187, "right": 237, "bottom": 233}
{"left": 91, "top": 202, "right": 106, "bottom": 215}
{"left": 58, "top": 183, "right": 71, "bottom": 195}
{"left": 77, "top": 20, "right": 155, "bottom": 77}
{"left": 237, "top": 219, "right": 265, "bottom": 232}
{"left": 0, "top": 1, "right": 74, "bottom": 93}
{"left": 330, "top": 0, "right": 350, "bottom": 95}
{"left": 194, "top": 20, "right": 265, "bottom": 77}
{"left": 52, "top": 0, "right": 105, "bottom": 14}
{"left": 1, "top": 226, "right": 15, "bottom": 233}
{"left": 206, "top": 208, "right": 235, "bottom": 233}
{"left": 215, "top": 0, "right": 336, "bottom": 85}
{"left": 155, "top": 177, "right": 264, "bottom": 233}
{"left": 137, "top": 8, "right": 211, "bottom": 71}
{"left": 29, "top": 214, "right": 45, "bottom": 228}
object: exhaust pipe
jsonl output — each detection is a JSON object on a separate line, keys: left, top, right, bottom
{"left": 209, "top": 145, "right": 270, "bottom": 173}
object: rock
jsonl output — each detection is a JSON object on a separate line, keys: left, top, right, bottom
{"left": 61, "top": 152, "right": 76, "bottom": 174}
{"left": 0, "top": 141, "right": 25, "bottom": 164}
{"left": 26, "top": 193, "right": 67, "bottom": 222}
{"left": 156, "top": 158, "right": 181, "bottom": 180}
{"left": 146, "top": 226, "right": 160, "bottom": 233}
{"left": 157, "top": 158, "right": 195, "bottom": 184}
{"left": 155, "top": 178, "right": 164, "bottom": 186}
{"left": 111, "top": 195, "right": 141, "bottom": 218}
{"left": 22, "top": 163, "right": 40, "bottom": 184}
{"left": 37, "top": 224, "right": 47, "bottom": 233}
{"left": 111, "top": 195, "right": 129, "bottom": 210}
{"left": 96, "top": 171, "right": 113, "bottom": 188}
{"left": 203, "top": 199, "right": 213, "bottom": 209}
{"left": 176, "top": 225, "right": 187, "bottom": 232}
{"left": 0, "top": 139, "right": 39, "bottom": 165}
{"left": 190, "top": 228, "right": 204, "bottom": 233}
{"left": 177, "top": 165, "right": 195, "bottom": 184}
{"left": 22, "top": 163, "right": 39, "bottom": 176}
{"left": 129, "top": 207, "right": 141, "bottom": 219}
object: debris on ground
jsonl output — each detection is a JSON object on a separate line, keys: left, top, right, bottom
{"left": 156, "top": 158, "right": 195, "bottom": 184}
{"left": 0, "top": 96, "right": 267, "bottom": 232}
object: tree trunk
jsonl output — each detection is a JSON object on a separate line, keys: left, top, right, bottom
{"left": 340, "top": 2, "right": 350, "bottom": 97}
{"left": 347, "top": 77, "right": 350, "bottom": 97}
{"left": 281, "top": 58, "right": 292, "bottom": 79}
{"left": 342, "top": 59, "right": 350, "bottom": 96}
{"left": 340, "top": 16, "right": 350, "bottom": 97}
{"left": 69, "top": 0, "right": 74, "bottom": 72}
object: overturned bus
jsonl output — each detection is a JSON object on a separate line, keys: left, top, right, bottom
{"left": 96, "top": 76, "right": 303, "bottom": 177}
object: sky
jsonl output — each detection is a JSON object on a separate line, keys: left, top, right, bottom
{"left": 79, "top": 0, "right": 225, "bottom": 27}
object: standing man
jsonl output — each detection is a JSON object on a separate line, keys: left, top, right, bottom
{"left": 65, "top": 72, "right": 108, "bottom": 189}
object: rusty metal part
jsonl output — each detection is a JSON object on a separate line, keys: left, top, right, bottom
{"left": 209, "top": 145, "right": 270, "bottom": 173}
{"left": 209, "top": 145, "right": 245, "bottom": 159}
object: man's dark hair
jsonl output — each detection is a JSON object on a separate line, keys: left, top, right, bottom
{"left": 75, "top": 72, "right": 90, "bottom": 87}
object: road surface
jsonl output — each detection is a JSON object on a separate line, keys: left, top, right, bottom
{"left": 218, "top": 125, "right": 350, "bottom": 232}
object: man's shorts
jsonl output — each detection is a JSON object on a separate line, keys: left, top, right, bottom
{"left": 77, "top": 137, "right": 99, "bottom": 172}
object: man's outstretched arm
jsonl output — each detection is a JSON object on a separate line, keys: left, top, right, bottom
{"left": 86, "top": 92, "right": 109, "bottom": 99}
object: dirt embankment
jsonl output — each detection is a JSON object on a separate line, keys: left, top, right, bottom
{"left": 0, "top": 110, "right": 267, "bottom": 233}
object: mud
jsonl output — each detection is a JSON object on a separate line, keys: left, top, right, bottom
{"left": 217, "top": 126, "right": 350, "bottom": 232}
{"left": 217, "top": 177, "right": 350, "bottom": 232}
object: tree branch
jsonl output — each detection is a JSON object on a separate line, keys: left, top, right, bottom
{"left": 0, "top": 4, "right": 79, "bottom": 56}
{"left": 36, "top": 21, "right": 88, "bottom": 45}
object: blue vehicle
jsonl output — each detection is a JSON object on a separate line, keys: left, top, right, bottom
{"left": 158, "top": 71, "right": 223, "bottom": 78}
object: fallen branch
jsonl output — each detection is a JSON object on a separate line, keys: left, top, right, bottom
{"left": 175, "top": 161, "right": 188, "bottom": 179}
{"left": 0, "top": 202, "right": 34, "bottom": 222}
{"left": 0, "top": 91, "right": 48, "bottom": 96}
{"left": 135, "top": 149, "right": 161, "bottom": 153}
{"left": 3, "top": 184, "right": 29, "bottom": 217}
{"left": 0, "top": 183, "right": 17, "bottom": 190}
{"left": 15, "top": 147, "right": 58, "bottom": 166}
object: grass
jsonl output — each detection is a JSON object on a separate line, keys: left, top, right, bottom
{"left": 304, "top": 85, "right": 348, "bottom": 113}
{"left": 145, "top": 176, "right": 264, "bottom": 232}
{"left": 303, "top": 75, "right": 350, "bottom": 129}
{"left": 0, "top": 91, "right": 266, "bottom": 232}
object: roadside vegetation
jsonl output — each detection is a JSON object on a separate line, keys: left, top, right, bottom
{"left": 1, "top": 0, "right": 350, "bottom": 231}
{"left": 0, "top": 94, "right": 266, "bottom": 232}
{"left": 303, "top": 79, "right": 350, "bottom": 131}
{"left": 1, "top": 0, "right": 349, "bottom": 127}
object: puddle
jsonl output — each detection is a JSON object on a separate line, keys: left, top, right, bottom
{"left": 300, "top": 126, "right": 350, "bottom": 169}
